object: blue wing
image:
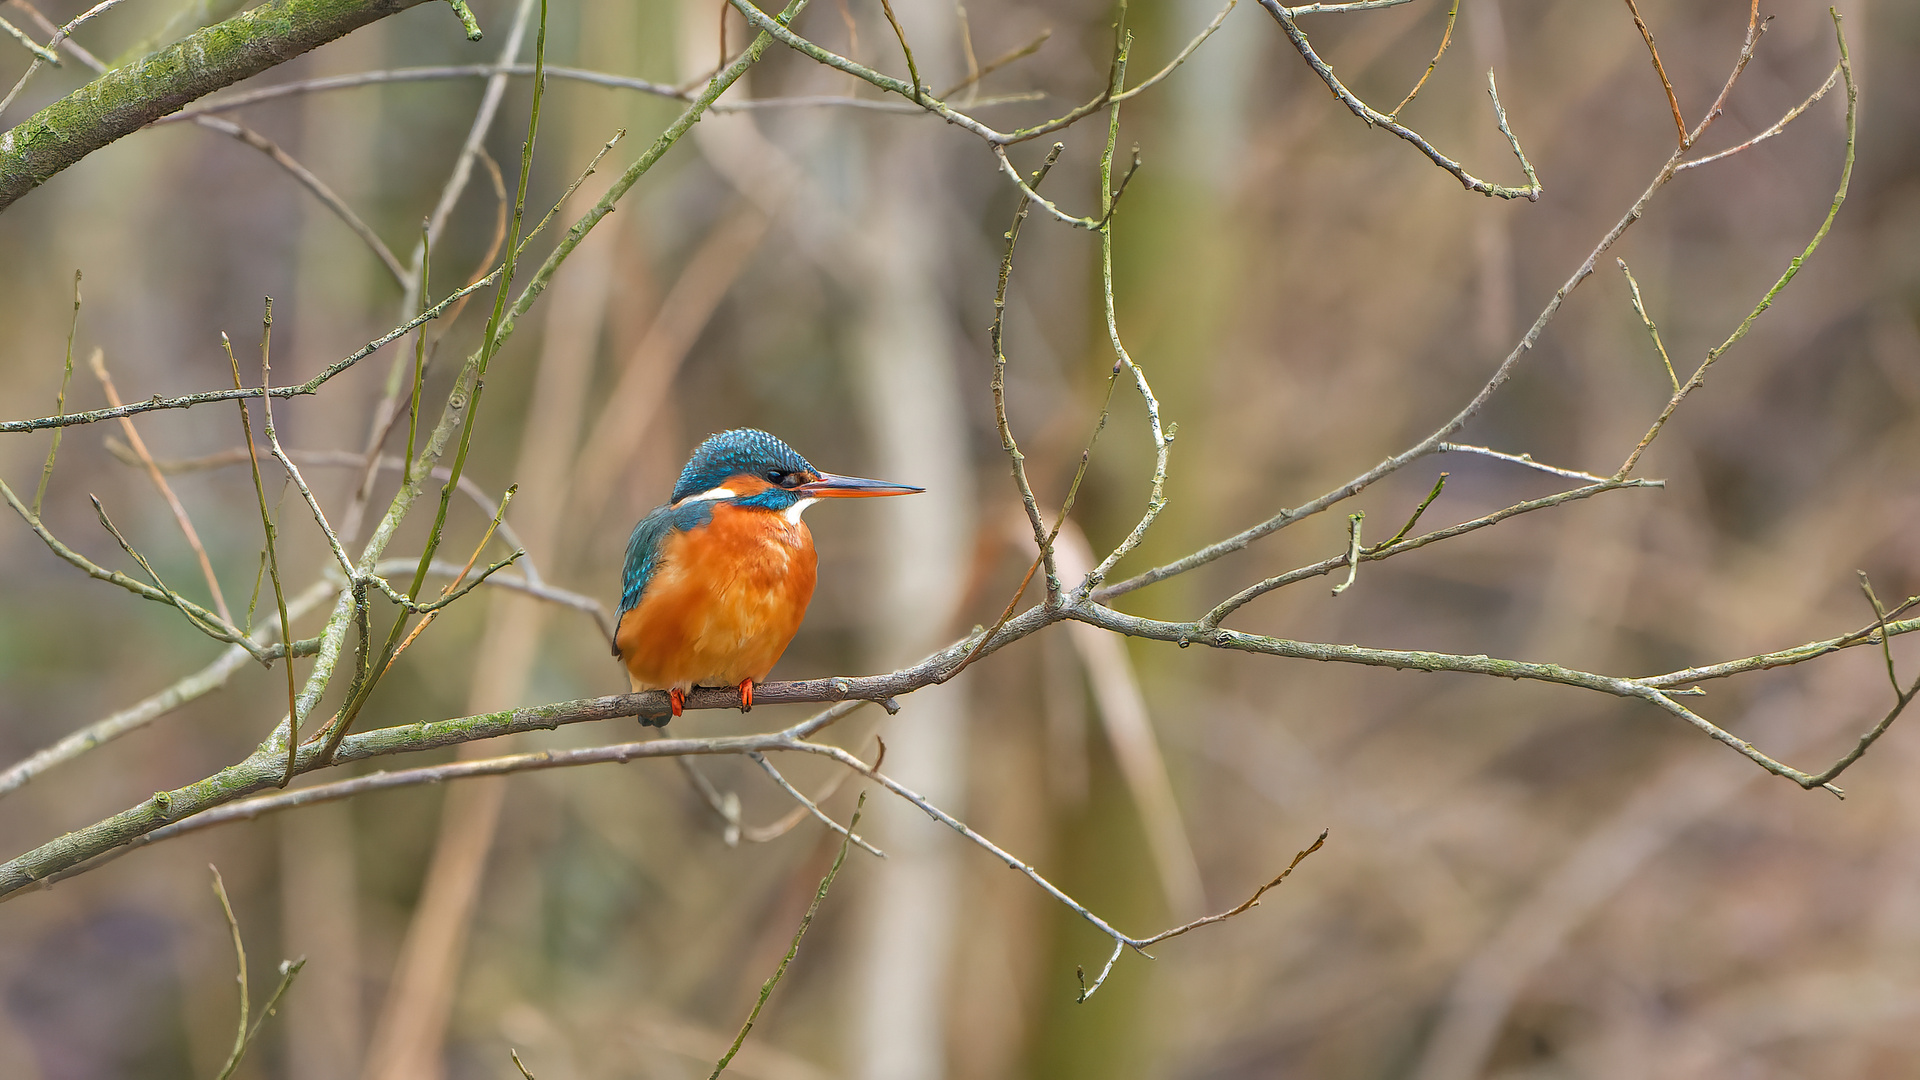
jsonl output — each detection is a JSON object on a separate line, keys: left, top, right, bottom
{"left": 616, "top": 500, "right": 718, "bottom": 621}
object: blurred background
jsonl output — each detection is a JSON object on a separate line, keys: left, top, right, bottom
{"left": 1, "top": 0, "right": 1917, "bottom": 1076}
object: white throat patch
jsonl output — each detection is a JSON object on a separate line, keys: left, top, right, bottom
{"left": 783, "top": 497, "right": 818, "bottom": 524}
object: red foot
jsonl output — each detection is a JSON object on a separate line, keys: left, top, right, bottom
{"left": 669, "top": 687, "right": 685, "bottom": 717}
{"left": 737, "top": 678, "right": 754, "bottom": 713}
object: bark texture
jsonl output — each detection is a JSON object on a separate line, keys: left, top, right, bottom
{"left": 0, "top": 0, "right": 431, "bottom": 211}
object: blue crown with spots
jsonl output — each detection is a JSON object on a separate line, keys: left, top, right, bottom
{"left": 671, "top": 429, "right": 818, "bottom": 503}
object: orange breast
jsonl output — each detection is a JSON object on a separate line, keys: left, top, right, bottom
{"left": 614, "top": 504, "right": 818, "bottom": 692}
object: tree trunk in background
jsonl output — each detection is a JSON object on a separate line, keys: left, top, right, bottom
{"left": 847, "top": 49, "right": 975, "bottom": 1080}
{"left": 358, "top": 11, "right": 630, "bottom": 1064}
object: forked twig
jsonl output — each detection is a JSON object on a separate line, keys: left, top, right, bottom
{"left": 1618, "top": 11, "right": 1854, "bottom": 479}
{"left": 1259, "top": 0, "right": 1542, "bottom": 201}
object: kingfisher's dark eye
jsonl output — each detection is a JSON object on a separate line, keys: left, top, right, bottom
{"left": 766, "top": 469, "right": 802, "bottom": 488}
{"left": 765, "top": 469, "right": 783, "bottom": 483}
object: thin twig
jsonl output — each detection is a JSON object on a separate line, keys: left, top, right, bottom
{"left": 709, "top": 793, "right": 863, "bottom": 1078}
{"left": 1282, "top": 0, "right": 1412, "bottom": 11}
{"left": 1618, "top": 11, "right": 1853, "bottom": 479}
{"left": 210, "top": 864, "right": 303, "bottom": 1080}
{"left": 191, "top": 115, "right": 411, "bottom": 287}
{"left": 1387, "top": 0, "right": 1456, "bottom": 118}
{"left": 158, "top": 62, "right": 1042, "bottom": 123}
{"left": 211, "top": 866, "right": 250, "bottom": 1080}
{"left": 1674, "top": 65, "right": 1838, "bottom": 174}
{"left": 89, "top": 494, "right": 234, "bottom": 642}
{"left": 0, "top": 581, "right": 331, "bottom": 801}
{"left": 1199, "top": 479, "right": 1661, "bottom": 629}
{"left": 1861, "top": 573, "right": 1901, "bottom": 696}
{"left": 1437, "top": 442, "right": 1615, "bottom": 484}
{"left": 1112, "top": 0, "right": 1235, "bottom": 103}
{"left": 370, "top": 558, "right": 609, "bottom": 640}
{"left": 0, "top": 0, "right": 132, "bottom": 115}
{"left": 0, "top": 273, "right": 500, "bottom": 433}
{"left": 1617, "top": 260, "right": 1679, "bottom": 392}
{"left": 938, "top": 27, "right": 1049, "bottom": 98}
{"left": 0, "top": 12, "right": 57, "bottom": 64}
{"left": 226, "top": 324, "right": 300, "bottom": 784}
{"left": 962, "top": 142, "right": 1062, "bottom": 678}
{"left": 0, "top": 479, "right": 271, "bottom": 657}
{"left": 875, "top": 0, "right": 922, "bottom": 102}
{"left": 1622, "top": 0, "right": 1688, "bottom": 149}
{"left": 1258, "top": 1, "right": 1542, "bottom": 201}
{"left": 92, "top": 349, "right": 235, "bottom": 625}
{"left": 1085, "top": 26, "right": 1177, "bottom": 591}
{"left": 1330, "top": 512, "right": 1363, "bottom": 596}
{"left": 1100, "top": 12, "right": 1773, "bottom": 601}
{"left": 30, "top": 269, "right": 80, "bottom": 516}
{"left": 746, "top": 752, "right": 884, "bottom": 857}
{"left": 1368, "top": 472, "right": 1446, "bottom": 552}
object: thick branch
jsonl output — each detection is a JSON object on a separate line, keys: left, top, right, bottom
{"left": 0, "top": 0, "right": 433, "bottom": 211}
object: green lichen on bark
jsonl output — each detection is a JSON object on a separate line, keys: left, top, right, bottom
{"left": 0, "top": 0, "right": 432, "bottom": 211}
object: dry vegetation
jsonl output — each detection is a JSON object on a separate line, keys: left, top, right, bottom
{"left": 0, "top": 0, "right": 1916, "bottom": 1077}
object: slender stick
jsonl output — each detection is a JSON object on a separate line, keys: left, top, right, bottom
{"left": 1257, "top": 0, "right": 1542, "bottom": 201}
{"left": 709, "top": 794, "right": 865, "bottom": 1078}
{"left": 210, "top": 866, "right": 251, "bottom": 1080}
{"left": 30, "top": 269, "right": 80, "bottom": 516}
{"left": 875, "top": 0, "right": 923, "bottom": 102}
{"left": 1617, "top": 260, "right": 1679, "bottom": 392}
{"left": 92, "top": 350, "right": 235, "bottom": 625}
{"left": 1622, "top": 0, "right": 1687, "bottom": 149}
{"left": 225, "top": 327, "right": 301, "bottom": 784}
{"left": 1618, "top": 11, "right": 1854, "bottom": 479}
{"left": 1388, "top": 0, "right": 1456, "bottom": 118}
{"left": 0, "top": 273, "right": 500, "bottom": 433}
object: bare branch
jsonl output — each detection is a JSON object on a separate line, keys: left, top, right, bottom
{"left": 191, "top": 115, "right": 410, "bottom": 287}
{"left": 747, "top": 751, "right": 884, "bottom": 856}
{"left": 92, "top": 348, "right": 235, "bottom": 625}
{"left": 1437, "top": 442, "right": 1616, "bottom": 484}
{"left": 709, "top": 793, "right": 862, "bottom": 1078}
{"left": 0, "top": 580, "right": 332, "bottom": 800}
{"left": 1622, "top": 0, "right": 1688, "bottom": 149}
{"left": 1618, "top": 12, "right": 1854, "bottom": 479}
{"left": 1256, "top": 1, "right": 1541, "bottom": 201}
{"left": 1616, "top": 260, "right": 1680, "bottom": 392}
{"left": 0, "top": 0, "right": 440, "bottom": 211}
{"left": 0, "top": 272, "right": 500, "bottom": 433}
{"left": 1674, "top": 65, "right": 1839, "bottom": 174}
{"left": 1387, "top": 0, "right": 1456, "bottom": 118}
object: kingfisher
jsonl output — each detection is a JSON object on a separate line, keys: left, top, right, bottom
{"left": 614, "top": 429, "right": 922, "bottom": 720}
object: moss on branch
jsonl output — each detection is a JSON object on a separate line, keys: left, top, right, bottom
{"left": 0, "top": 0, "right": 433, "bottom": 211}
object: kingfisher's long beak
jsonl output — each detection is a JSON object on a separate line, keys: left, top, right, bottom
{"left": 797, "top": 472, "right": 925, "bottom": 498}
